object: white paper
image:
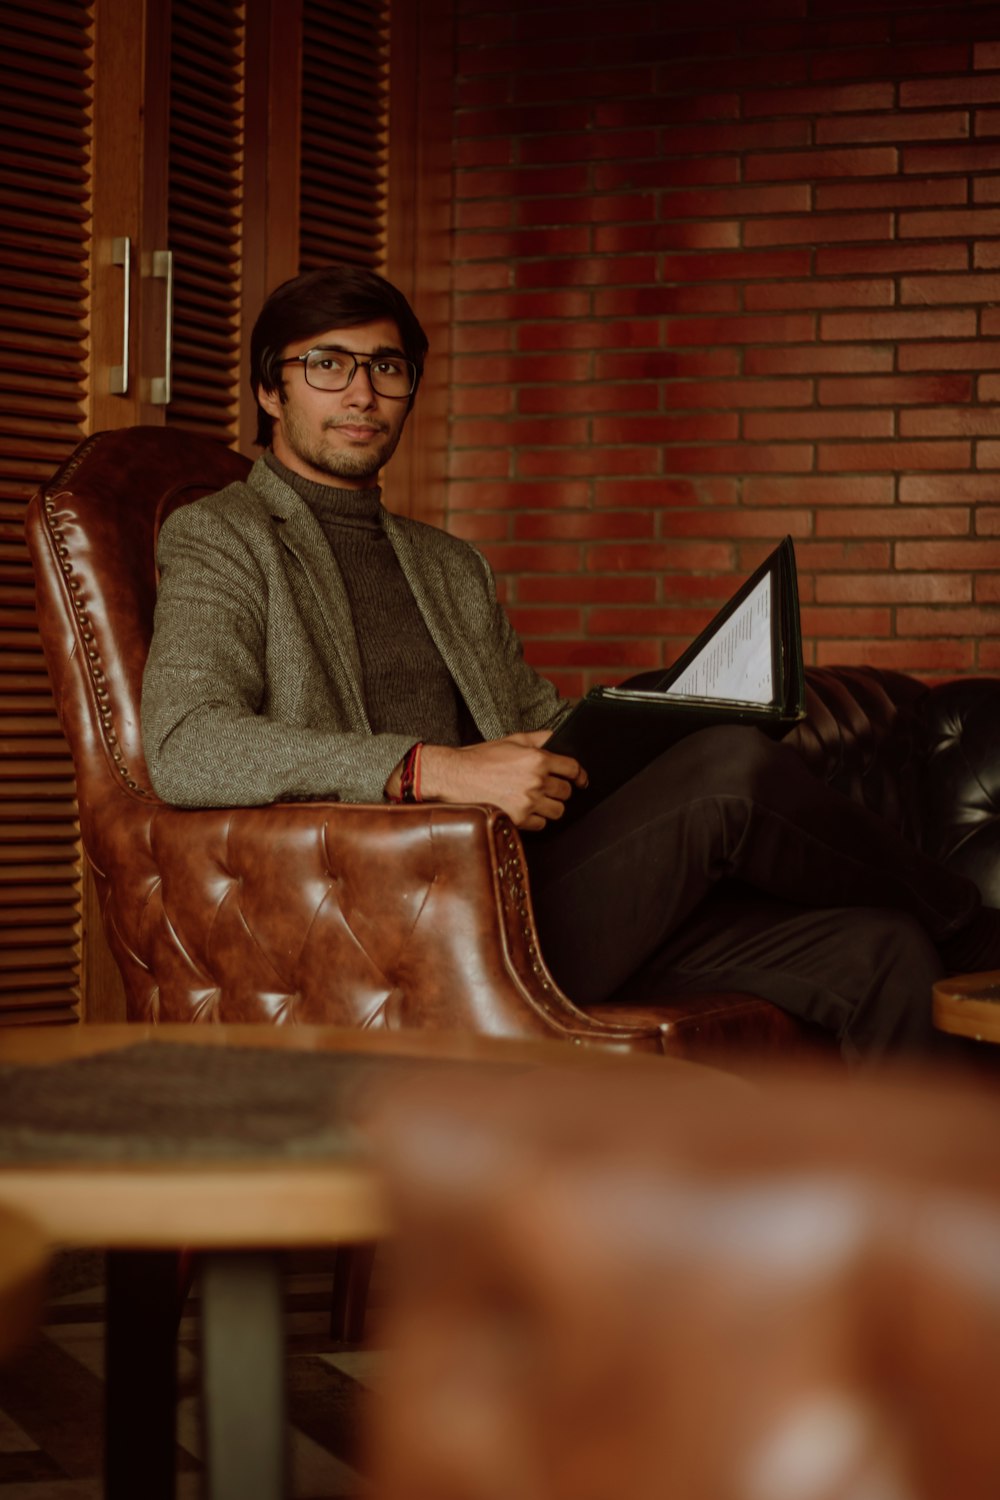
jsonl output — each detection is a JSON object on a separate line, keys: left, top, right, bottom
{"left": 665, "top": 574, "right": 774, "bottom": 705}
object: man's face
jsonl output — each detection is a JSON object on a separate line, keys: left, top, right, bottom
{"left": 261, "top": 319, "right": 413, "bottom": 489}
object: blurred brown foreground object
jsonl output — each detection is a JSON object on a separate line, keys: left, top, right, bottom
{"left": 369, "top": 1064, "right": 1000, "bottom": 1500}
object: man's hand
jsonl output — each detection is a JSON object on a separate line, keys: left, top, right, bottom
{"left": 390, "top": 731, "right": 587, "bottom": 831}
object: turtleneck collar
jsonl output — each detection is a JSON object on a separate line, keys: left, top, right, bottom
{"left": 263, "top": 448, "right": 383, "bottom": 529}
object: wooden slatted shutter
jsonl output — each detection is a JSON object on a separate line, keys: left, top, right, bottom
{"left": 0, "top": 0, "right": 93, "bottom": 1024}
{"left": 299, "top": 0, "right": 390, "bottom": 271}
{"left": 166, "top": 0, "right": 245, "bottom": 443}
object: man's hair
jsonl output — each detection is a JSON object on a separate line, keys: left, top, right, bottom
{"left": 250, "top": 263, "right": 430, "bottom": 447}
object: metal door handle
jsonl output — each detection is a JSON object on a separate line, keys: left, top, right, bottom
{"left": 150, "top": 249, "right": 174, "bottom": 406}
{"left": 109, "top": 237, "right": 131, "bottom": 395}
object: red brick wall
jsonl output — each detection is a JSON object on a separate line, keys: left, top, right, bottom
{"left": 447, "top": 0, "right": 1000, "bottom": 694}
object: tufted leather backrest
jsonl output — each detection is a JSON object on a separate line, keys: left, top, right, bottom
{"left": 786, "top": 664, "right": 926, "bottom": 836}
{"left": 909, "top": 676, "right": 1000, "bottom": 902}
{"left": 787, "top": 666, "right": 1000, "bottom": 903}
{"left": 28, "top": 427, "right": 250, "bottom": 805}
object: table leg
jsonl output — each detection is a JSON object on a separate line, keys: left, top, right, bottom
{"left": 105, "top": 1250, "right": 181, "bottom": 1500}
{"left": 329, "top": 1242, "right": 376, "bottom": 1342}
{"left": 199, "top": 1252, "right": 287, "bottom": 1500}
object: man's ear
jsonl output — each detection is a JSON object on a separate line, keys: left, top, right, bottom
{"left": 258, "top": 384, "right": 283, "bottom": 419}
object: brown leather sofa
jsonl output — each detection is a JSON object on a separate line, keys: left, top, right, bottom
{"left": 26, "top": 427, "right": 1000, "bottom": 1062}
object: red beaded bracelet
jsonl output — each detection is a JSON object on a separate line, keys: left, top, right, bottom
{"left": 389, "top": 741, "right": 423, "bottom": 804}
{"left": 412, "top": 742, "right": 423, "bottom": 803}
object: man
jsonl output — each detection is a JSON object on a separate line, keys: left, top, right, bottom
{"left": 142, "top": 264, "right": 999, "bottom": 1062}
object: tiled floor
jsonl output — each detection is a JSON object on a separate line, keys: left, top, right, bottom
{"left": 0, "top": 1251, "right": 379, "bottom": 1498}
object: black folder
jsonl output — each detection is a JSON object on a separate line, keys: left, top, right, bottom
{"left": 544, "top": 536, "right": 805, "bottom": 823}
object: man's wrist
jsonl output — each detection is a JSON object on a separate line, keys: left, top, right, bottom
{"left": 415, "top": 743, "right": 458, "bottom": 803}
{"left": 384, "top": 744, "right": 462, "bottom": 805}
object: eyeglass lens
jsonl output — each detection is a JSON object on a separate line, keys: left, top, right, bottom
{"left": 304, "top": 349, "right": 415, "bottom": 397}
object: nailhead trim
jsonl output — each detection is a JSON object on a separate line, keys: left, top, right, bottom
{"left": 497, "top": 819, "right": 551, "bottom": 992}
{"left": 42, "top": 483, "right": 152, "bottom": 799}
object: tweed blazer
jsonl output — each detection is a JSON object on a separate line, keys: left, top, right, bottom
{"left": 141, "top": 457, "right": 567, "bottom": 808}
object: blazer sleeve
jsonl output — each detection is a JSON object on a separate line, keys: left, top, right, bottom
{"left": 141, "top": 500, "right": 418, "bottom": 808}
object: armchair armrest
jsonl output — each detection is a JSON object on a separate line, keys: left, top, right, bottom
{"left": 97, "top": 798, "right": 662, "bottom": 1050}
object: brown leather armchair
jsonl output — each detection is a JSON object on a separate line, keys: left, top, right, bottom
{"left": 26, "top": 427, "right": 823, "bottom": 1059}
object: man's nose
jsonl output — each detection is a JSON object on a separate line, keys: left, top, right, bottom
{"left": 343, "top": 362, "right": 378, "bottom": 405}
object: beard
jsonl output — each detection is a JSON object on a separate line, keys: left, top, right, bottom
{"left": 281, "top": 408, "right": 405, "bottom": 484}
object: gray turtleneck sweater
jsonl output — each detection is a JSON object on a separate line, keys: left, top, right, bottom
{"left": 264, "top": 451, "right": 470, "bottom": 747}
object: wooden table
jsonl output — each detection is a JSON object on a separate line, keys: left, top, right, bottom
{"left": 0, "top": 1023, "right": 701, "bottom": 1500}
{"left": 932, "top": 971, "right": 1000, "bottom": 1043}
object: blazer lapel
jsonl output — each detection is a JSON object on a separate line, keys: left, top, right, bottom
{"left": 248, "top": 461, "right": 369, "bottom": 727}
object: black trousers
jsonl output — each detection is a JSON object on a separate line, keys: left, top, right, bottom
{"left": 524, "top": 725, "right": 981, "bottom": 1062}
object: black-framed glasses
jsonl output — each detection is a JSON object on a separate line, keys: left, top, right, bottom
{"left": 279, "top": 346, "right": 418, "bottom": 399}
